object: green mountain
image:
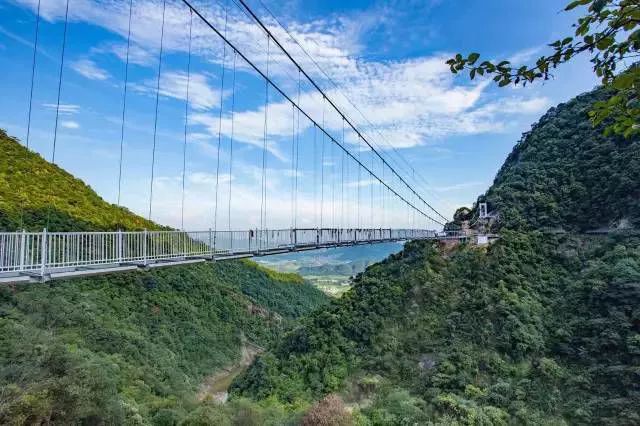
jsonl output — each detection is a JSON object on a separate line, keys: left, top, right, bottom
{"left": 0, "top": 129, "right": 160, "bottom": 231}
{"left": 480, "top": 87, "right": 640, "bottom": 231}
{"left": 0, "top": 132, "right": 328, "bottom": 424}
{"left": 231, "top": 86, "right": 640, "bottom": 424}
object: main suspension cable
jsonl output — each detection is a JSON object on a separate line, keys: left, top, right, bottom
{"left": 148, "top": 0, "right": 167, "bottom": 221}
{"left": 232, "top": 0, "right": 448, "bottom": 223}
{"left": 180, "top": 0, "right": 444, "bottom": 226}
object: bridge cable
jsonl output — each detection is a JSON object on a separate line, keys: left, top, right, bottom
{"left": 331, "top": 115, "right": 335, "bottom": 228}
{"left": 25, "top": 0, "right": 41, "bottom": 150}
{"left": 251, "top": 0, "right": 447, "bottom": 220}
{"left": 117, "top": 0, "right": 133, "bottom": 209}
{"left": 313, "top": 123, "right": 317, "bottom": 226}
{"left": 357, "top": 136, "right": 361, "bottom": 228}
{"left": 290, "top": 104, "right": 295, "bottom": 229}
{"left": 180, "top": 8, "right": 193, "bottom": 231}
{"left": 320, "top": 96, "right": 325, "bottom": 230}
{"left": 46, "top": 0, "right": 70, "bottom": 230}
{"left": 20, "top": 0, "right": 41, "bottom": 230}
{"left": 214, "top": 0, "right": 229, "bottom": 239}
{"left": 232, "top": 0, "right": 448, "bottom": 224}
{"left": 259, "top": 36, "right": 270, "bottom": 240}
{"left": 228, "top": 51, "right": 237, "bottom": 234}
{"left": 148, "top": 0, "right": 167, "bottom": 221}
{"left": 294, "top": 69, "right": 301, "bottom": 230}
{"left": 179, "top": 0, "right": 444, "bottom": 226}
{"left": 341, "top": 118, "right": 345, "bottom": 228}
{"left": 370, "top": 151, "right": 374, "bottom": 228}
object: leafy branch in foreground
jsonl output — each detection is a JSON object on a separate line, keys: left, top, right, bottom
{"left": 446, "top": 0, "right": 640, "bottom": 137}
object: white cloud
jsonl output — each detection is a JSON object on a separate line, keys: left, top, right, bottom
{"left": 42, "top": 103, "right": 80, "bottom": 115}
{"left": 60, "top": 120, "right": 80, "bottom": 129}
{"left": 70, "top": 58, "right": 111, "bottom": 80}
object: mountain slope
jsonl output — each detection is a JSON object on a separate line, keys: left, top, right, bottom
{"left": 0, "top": 130, "right": 329, "bottom": 424}
{"left": 0, "top": 129, "right": 159, "bottom": 231}
{"left": 231, "top": 85, "right": 640, "bottom": 424}
{"left": 480, "top": 87, "right": 640, "bottom": 231}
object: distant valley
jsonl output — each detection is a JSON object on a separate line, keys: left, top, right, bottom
{"left": 255, "top": 242, "right": 404, "bottom": 295}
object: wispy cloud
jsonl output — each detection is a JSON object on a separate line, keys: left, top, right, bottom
{"left": 60, "top": 120, "right": 80, "bottom": 129}
{"left": 71, "top": 58, "right": 111, "bottom": 80}
{"left": 42, "top": 103, "right": 80, "bottom": 115}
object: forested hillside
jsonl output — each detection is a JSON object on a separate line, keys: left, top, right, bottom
{"left": 0, "top": 132, "right": 329, "bottom": 424}
{"left": 0, "top": 129, "right": 160, "bottom": 231}
{"left": 231, "top": 85, "right": 640, "bottom": 424}
{"left": 480, "top": 86, "right": 640, "bottom": 231}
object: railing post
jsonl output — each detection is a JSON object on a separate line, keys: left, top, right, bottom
{"left": 40, "top": 228, "right": 47, "bottom": 280}
{"left": 19, "top": 229, "right": 26, "bottom": 271}
{"left": 209, "top": 228, "right": 213, "bottom": 258}
{"left": 143, "top": 229, "right": 148, "bottom": 266}
{"left": 117, "top": 229, "right": 123, "bottom": 263}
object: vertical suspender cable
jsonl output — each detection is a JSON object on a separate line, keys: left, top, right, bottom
{"left": 47, "top": 0, "right": 70, "bottom": 230}
{"left": 331, "top": 118, "right": 335, "bottom": 228}
{"left": 20, "top": 0, "right": 41, "bottom": 230}
{"left": 50, "top": 0, "right": 70, "bottom": 166}
{"left": 213, "top": 2, "right": 229, "bottom": 237}
{"left": 227, "top": 51, "right": 237, "bottom": 233}
{"left": 382, "top": 163, "right": 385, "bottom": 229}
{"left": 148, "top": 0, "right": 167, "bottom": 221}
{"left": 341, "top": 118, "right": 345, "bottom": 228}
{"left": 259, "top": 36, "right": 270, "bottom": 237}
{"left": 290, "top": 102, "right": 295, "bottom": 229}
{"left": 294, "top": 70, "right": 301, "bottom": 230}
{"left": 357, "top": 136, "right": 361, "bottom": 229}
{"left": 320, "top": 97, "right": 325, "bottom": 230}
{"left": 117, "top": 0, "right": 133, "bottom": 208}
{"left": 313, "top": 124, "right": 317, "bottom": 227}
{"left": 180, "top": 8, "right": 193, "bottom": 230}
{"left": 25, "top": 0, "right": 41, "bottom": 149}
{"left": 370, "top": 151, "right": 374, "bottom": 228}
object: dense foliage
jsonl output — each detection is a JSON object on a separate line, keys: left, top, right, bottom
{"left": 0, "top": 129, "right": 160, "bottom": 231}
{"left": 233, "top": 232, "right": 640, "bottom": 424}
{"left": 0, "top": 261, "right": 327, "bottom": 424}
{"left": 481, "top": 86, "right": 640, "bottom": 231}
{"left": 0, "top": 131, "right": 328, "bottom": 424}
{"left": 232, "top": 86, "right": 640, "bottom": 424}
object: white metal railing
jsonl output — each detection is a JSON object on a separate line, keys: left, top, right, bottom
{"left": 0, "top": 228, "right": 466, "bottom": 280}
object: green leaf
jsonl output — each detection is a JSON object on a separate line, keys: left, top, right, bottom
{"left": 467, "top": 53, "right": 480, "bottom": 65}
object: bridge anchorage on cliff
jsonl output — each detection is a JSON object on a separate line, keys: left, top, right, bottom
{"left": 2, "top": 0, "right": 474, "bottom": 284}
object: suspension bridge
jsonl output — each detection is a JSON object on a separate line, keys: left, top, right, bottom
{"left": 0, "top": 0, "right": 470, "bottom": 284}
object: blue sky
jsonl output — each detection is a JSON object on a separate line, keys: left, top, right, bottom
{"left": 0, "top": 0, "right": 599, "bottom": 230}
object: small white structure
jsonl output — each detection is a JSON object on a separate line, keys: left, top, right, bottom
{"left": 476, "top": 235, "right": 489, "bottom": 246}
{"left": 479, "top": 202, "right": 489, "bottom": 219}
